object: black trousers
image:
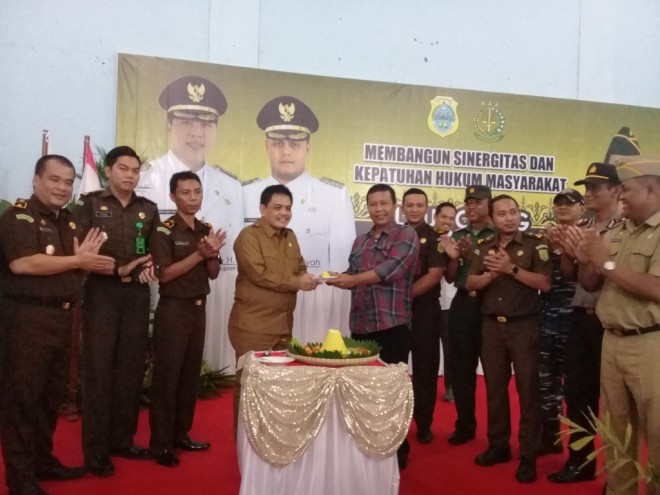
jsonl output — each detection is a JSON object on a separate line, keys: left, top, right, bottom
{"left": 448, "top": 290, "right": 483, "bottom": 435}
{"left": 439, "top": 309, "right": 453, "bottom": 390}
{"left": 411, "top": 299, "right": 440, "bottom": 430}
{"left": 81, "top": 276, "right": 150, "bottom": 459}
{"left": 563, "top": 309, "right": 602, "bottom": 471}
{"left": 149, "top": 296, "right": 207, "bottom": 453}
{"left": 481, "top": 316, "right": 541, "bottom": 458}
{"left": 353, "top": 325, "right": 411, "bottom": 455}
{"left": 0, "top": 300, "right": 73, "bottom": 491}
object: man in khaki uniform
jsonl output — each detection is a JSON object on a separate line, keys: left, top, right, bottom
{"left": 228, "top": 184, "right": 319, "bottom": 430}
{"left": 576, "top": 156, "right": 660, "bottom": 495}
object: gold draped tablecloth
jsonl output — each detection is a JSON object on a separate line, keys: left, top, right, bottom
{"left": 240, "top": 355, "right": 413, "bottom": 467}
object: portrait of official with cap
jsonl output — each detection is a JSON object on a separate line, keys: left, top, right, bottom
{"left": 135, "top": 75, "right": 244, "bottom": 370}
{"left": 241, "top": 95, "right": 356, "bottom": 342}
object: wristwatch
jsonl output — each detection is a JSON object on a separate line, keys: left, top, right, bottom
{"left": 603, "top": 261, "right": 616, "bottom": 271}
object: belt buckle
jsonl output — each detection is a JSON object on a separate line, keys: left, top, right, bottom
{"left": 61, "top": 302, "right": 71, "bottom": 310}
{"left": 194, "top": 299, "right": 203, "bottom": 306}
{"left": 496, "top": 316, "right": 507, "bottom": 323}
{"left": 468, "top": 291, "right": 477, "bottom": 298}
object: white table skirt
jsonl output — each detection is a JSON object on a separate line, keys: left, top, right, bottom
{"left": 237, "top": 396, "right": 400, "bottom": 495}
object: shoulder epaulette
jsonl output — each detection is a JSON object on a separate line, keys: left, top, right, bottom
{"left": 241, "top": 177, "right": 261, "bottom": 187}
{"left": 201, "top": 220, "right": 212, "bottom": 229}
{"left": 576, "top": 217, "right": 591, "bottom": 228}
{"left": 214, "top": 166, "right": 239, "bottom": 181}
{"left": 13, "top": 198, "right": 28, "bottom": 209}
{"left": 477, "top": 234, "right": 495, "bottom": 245}
{"left": 525, "top": 231, "right": 544, "bottom": 239}
{"left": 163, "top": 219, "right": 175, "bottom": 229}
{"left": 81, "top": 190, "right": 103, "bottom": 198}
{"left": 319, "top": 177, "right": 345, "bottom": 188}
{"left": 606, "top": 218, "right": 622, "bottom": 231}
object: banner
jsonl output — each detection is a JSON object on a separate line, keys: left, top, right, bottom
{"left": 116, "top": 53, "right": 660, "bottom": 369}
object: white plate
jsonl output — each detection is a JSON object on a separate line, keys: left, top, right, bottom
{"left": 258, "top": 356, "right": 295, "bottom": 366}
{"left": 316, "top": 275, "right": 339, "bottom": 283}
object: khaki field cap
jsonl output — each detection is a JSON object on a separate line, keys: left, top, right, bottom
{"left": 613, "top": 155, "right": 660, "bottom": 182}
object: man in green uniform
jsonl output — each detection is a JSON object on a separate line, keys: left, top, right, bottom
{"left": 0, "top": 155, "right": 114, "bottom": 495}
{"left": 148, "top": 171, "right": 226, "bottom": 467}
{"left": 576, "top": 156, "right": 660, "bottom": 495}
{"left": 467, "top": 194, "right": 551, "bottom": 484}
{"left": 75, "top": 146, "right": 160, "bottom": 477}
{"left": 441, "top": 185, "right": 495, "bottom": 446}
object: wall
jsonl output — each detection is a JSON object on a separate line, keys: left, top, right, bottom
{"left": 0, "top": 0, "right": 658, "bottom": 199}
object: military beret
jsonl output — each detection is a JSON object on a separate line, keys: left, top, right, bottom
{"left": 257, "top": 96, "right": 319, "bottom": 141}
{"left": 159, "top": 76, "right": 227, "bottom": 123}
{"left": 613, "top": 156, "right": 660, "bottom": 182}
{"left": 464, "top": 185, "right": 492, "bottom": 201}
{"left": 574, "top": 162, "right": 620, "bottom": 186}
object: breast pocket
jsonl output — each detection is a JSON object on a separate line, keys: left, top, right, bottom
{"left": 628, "top": 240, "right": 654, "bottom": 273}
{"left": 348, "top": 246, "right": 367, "bottom": 271}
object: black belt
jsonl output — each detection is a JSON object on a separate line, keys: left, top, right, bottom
{"left": 4, "top": 295, "right": 74, "bottom": 310}
{"left": 573, "top": 307, "right": 596, "bottom": 315}
{"left": 606, "top": 324, "right": 660, "bottom": 338}
{"left": 485, "top": 313, "right": 537, "bottom": 324}
{"left": 160, "top": 295, "right": 206, "bottom": 306}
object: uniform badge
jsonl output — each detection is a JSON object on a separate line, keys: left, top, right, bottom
{"left": 40, "top": 219, "right": 46, "bottom": 225}
{"left": 15, "top": 213, "right": 34, "bottom": 223}
{"left": 279, "top": 102, "right": 295, "bottom": 122}
{"left": 588, "top": 164, "right": 597, "bottom": 174}
{"left": 100, "top": 205, "right": 108, "bottom": 211}
{"left": 474, "top": 249, "right": 480, "bottom": 256}
{"left": 69, "top": 221, "right": 76, "bottom": 230}
{"left": 517, "top": 250, "right": 523, "bottom": 256}
{"left": 536, "top": 245, "right": 549, "bottom": 262}
{"left": 187, "top": 82, "right": 206, "bottom": 103}
{"left": 45, "top": 244, "right": 55, "bottom": 255}
{"left": 194, "top": 299, "right": 203, "bottom": 306}
{"left": 420, "top": 237, "right": 427, "bottom": 244}
{"left": 138, "top": 212, "right": 146, "bottom": 220}
{"left": 428, "top": 96, "right": 459, "bottom": 138}
{"left": 157, "top": 226, "right": 171, "bottom": 235}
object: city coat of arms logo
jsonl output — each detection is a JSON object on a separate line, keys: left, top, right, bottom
{"left": 428, "top": 96, "right": 459, "bottom": 137}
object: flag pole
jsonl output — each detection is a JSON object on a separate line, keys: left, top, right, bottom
{"left": 41, "top": 129, "right": 49, "bottom": 156}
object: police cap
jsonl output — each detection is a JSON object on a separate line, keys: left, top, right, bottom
{"left": 613, "top": 156, "right": 660, "bottom": 182}
{"left": 574, "top": 162, "right": 620, "bottom": 186}
{"left": 257, "top": 96, "right": 319, "bottom": 141}
{"left": 159, "top": 76, "right": 227, "bottom": 123}
{"left": 553, "top": 188, "right": 584, "bottom": 204}
{"left": 464, "top": 185, "right": 492, "bottom": 201}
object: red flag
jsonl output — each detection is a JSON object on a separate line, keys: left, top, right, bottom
{"left": 78, "top": 136, "right": 101, "bottom": 196}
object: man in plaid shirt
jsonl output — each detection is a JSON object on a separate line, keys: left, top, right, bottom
{"left": 328, "top": 183, "right": 419, "bottom": 469}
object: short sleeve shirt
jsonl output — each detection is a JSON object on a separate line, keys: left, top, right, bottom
{"left": 411, "top": 222, "right": 448, "bottom": 302}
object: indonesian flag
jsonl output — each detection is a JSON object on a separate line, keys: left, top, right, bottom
{"left": 78, "top": 135, "right": 101, "bottom": 196}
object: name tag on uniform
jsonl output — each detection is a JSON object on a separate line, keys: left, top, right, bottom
{"left": 39, "top": 226, "right": 54, "bottom": 233}
{"left": 96, "top": 211, "right": 112, "bottom": 218}
{"left": 175, "top": 240, "right": 190, "bottom": 246}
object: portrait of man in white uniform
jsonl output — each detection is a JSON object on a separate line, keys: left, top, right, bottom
{"left": 242, "top": 96, "right": 356, "bottom": 340}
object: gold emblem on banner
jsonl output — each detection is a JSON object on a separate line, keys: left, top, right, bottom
{"left": 45, "top": 244, "right": 55, "bottom": 255}
{"left": 428, "top": 96, "right": 459, "bottom": 138}
{"left": 187, "top": 82, "right": 205, "bottom": 103}
{"left": 279, "top": 102, "right": 295, "bottom": 122}
{"left": 474, "top": 102, "right": 506, "bottom": 143}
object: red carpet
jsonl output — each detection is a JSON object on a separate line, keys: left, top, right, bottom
{"left": 0, "top": 378, "right": 604, "bottom": 495}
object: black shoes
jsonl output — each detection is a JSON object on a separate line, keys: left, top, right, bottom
{"left": 448, "top": 430, "right": 476, "bottom": 445}
{"left": 516, "top": 456, "right": 537, "bottom": 483}
{"left": 36, "top": 462, "right": 87, "bottom": 481}
{"left": 9, "top": 484, "right": 51, "bottom": 495}
{"left": 155, "top": 449, "right": 180, "bottom": 467}
{"left": 85, "top": 454, "right": 115, "bottom": 477}
{"left": 548, "top": 463, "right": 596, "bottom": 483}
{"left": 416, "top": 428, "right": 434, "bottom": 444}
{"left": 475, "top": 446, "right": 512, "bottom": 466}
{"left": 175, "top": 437, "right": 210, "bottom": 451}
{"left": 111, "top": 444, "right": 153, "bottom": 460}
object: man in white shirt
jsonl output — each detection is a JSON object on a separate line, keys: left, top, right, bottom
{"left": 242, "top": 96, "right": 355, "bottom": 341}
{"left": 135, "top": 76, "right": 243, "bottom": 370}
